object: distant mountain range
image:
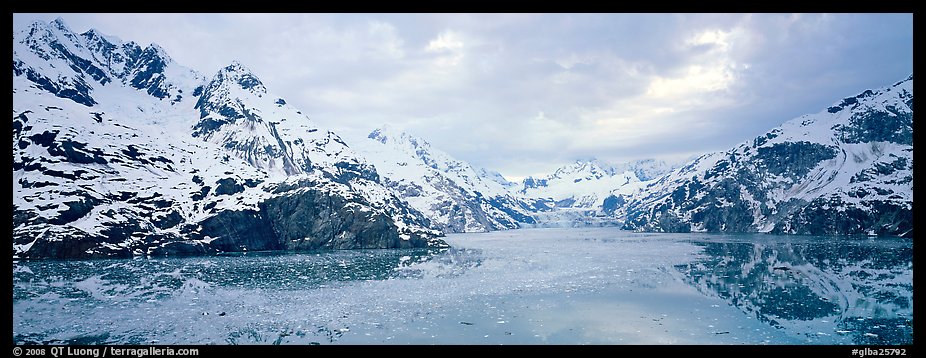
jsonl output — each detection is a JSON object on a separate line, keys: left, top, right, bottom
{"left": 352, "top": 125, "right": 546, "bottom": 233}
{"left": 12, "top": 19, "right": 913, "bottom": 258}
{"left": 518, "top": 158, "right": 674, "bottom": 209}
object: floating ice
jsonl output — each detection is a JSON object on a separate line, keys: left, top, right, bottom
{"left": 12, "top": 228, "right": 912, "bottom": 345}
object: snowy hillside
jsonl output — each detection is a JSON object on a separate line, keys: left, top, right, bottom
{"left": 13, "top": 19, "right": 446, "bottom": 259}
{"left": 352, "top": 125, "right": 547, "bottom": 233}
{"left": 622, "top": 75, "right": 913, "bottom": 237}
{"left": 519, "top": 158, "right": 673, "bottom": 210}
{"left": 12, "top": 18, "right": 911, "bottom": 260}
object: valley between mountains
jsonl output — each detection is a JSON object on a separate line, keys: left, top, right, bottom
{"left": 13, "top": 19, "right": 913, "bottom": 259}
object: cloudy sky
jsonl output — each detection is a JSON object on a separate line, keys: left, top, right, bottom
{"left": 13, "top": 13, "right": 913, "bottom": 181}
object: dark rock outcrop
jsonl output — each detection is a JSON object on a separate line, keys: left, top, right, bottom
{"left": 13, "top": 19, "right": 447, "bottom": 260}
{"left": 622, "top": 75, "right": 913, "bottom": 237}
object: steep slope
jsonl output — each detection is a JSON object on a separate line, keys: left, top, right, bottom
{"left": 622, "top": 75, "right": 913, "bottom": 237}
{"left": 352, "top": 125, "right": 547, "bottom": 233}
{"left": 12, "top": 18, "right": 197, "bottom": 108}
{"left": 13, "top": 19, "right": 445, "bottom": 259}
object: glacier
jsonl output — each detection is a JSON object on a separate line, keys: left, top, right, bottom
{"left": 12, "top": 18, "right": 913, "bottom": 261}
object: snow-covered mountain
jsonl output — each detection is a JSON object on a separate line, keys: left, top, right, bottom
{"left": 13, "top": 19, "right": 446, "bottom": 259}
{"left": 13, "top": 19, "right": 910, "bottom": 260}
{"left": 519, "top": 158, "right": 673, "bottom": 211}
{"left": 622, "top": 75, "right": 913, "bottom": 237}
{"left": 352, "top": 125, "right": 547, "bottom": 233}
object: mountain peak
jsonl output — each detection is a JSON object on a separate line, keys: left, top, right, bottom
{"left": 80, "top": 28, "right": 128, "bottom": 56}
{"left": 47, "top": 17, "right": 82, "bottom": 44}
{"left": 216, "top": 61, "right": 265, "bottom": 93}
{"left": 356, "top": 124, "right": 536, "bottom": 233}
{"left": 82, "top": 28, "right": 109, "bottom": 42}
{"left": 824, "top": 73, "right": 914, "bottom": 117}
{"left": 51, "top": 17, "right": 70, "bottom": 31}
{"left": 25, "top": 20, "right": 50, "bottom": 33}
{"left": 478, "top": 168, "right": 516, "bottom": 188}
{"left": 225, "top": 60, "right": 247, "bottom": 71}
{"left": 623, "top": 75, "right": 913, "bottom": 236}
{"left": 222, "top": 61, "right": 257, "bottom": 76}
{"left": 15, "top": 18, "right": 447, "bottom": 257}
{"left": 20, "top": 20, "right": 53, "bottom": 45}
{"left": 368, "top": 124, "right": 418, "bottom": 146}
{"left": 145, "top": 43, "right": 172, "bottom": 63}
{"left": 552, "top": 158, "right": 616, "bottom": 178}
{"left": 616, "top": 158, "right": 673, "bottom": 181}
{"left": 368, "top": 127, "right": 390, "bottom": 144}
{"left": 20, "top": 19, "right": 68, "bottom": 44}
{"left": 519, "top": 156, "right": 674, "bottom": 208}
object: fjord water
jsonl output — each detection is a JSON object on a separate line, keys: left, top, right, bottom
{"left": 13, "top": 228, "right": 912, "bottom": 345}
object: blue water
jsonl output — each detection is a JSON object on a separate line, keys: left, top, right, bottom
{"left": 12, "top": 228, "right": 912, "bottom": 345}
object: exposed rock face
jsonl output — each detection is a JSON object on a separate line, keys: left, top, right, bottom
{"left": 258, "top": 186, "right": 432, "bottom": 250}
{"left": 13, "top": 19, "right": 445, "bottom": 259}
{"left": 622, "top": 75, "right": 913, "bottom": 237}
{"left": 13, "top": 19, "right": 912, "bottom": 261}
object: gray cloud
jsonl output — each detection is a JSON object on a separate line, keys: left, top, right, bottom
{"left": 13, "top": 13, "right": 912, "bottom": 180}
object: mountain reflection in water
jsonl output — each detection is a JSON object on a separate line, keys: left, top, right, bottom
{"left": 675, "top": 237, "right": 913, "bottom": 345}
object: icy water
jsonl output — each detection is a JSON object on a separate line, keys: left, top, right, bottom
{"left": 13, "top": 228, "right": 912, "bottom": 345}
